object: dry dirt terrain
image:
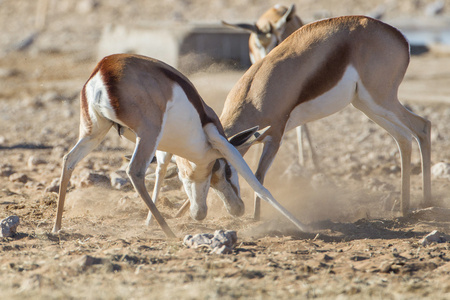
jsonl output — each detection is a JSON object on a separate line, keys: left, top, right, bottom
{"left": 1, "top": 1, "right": 450, "bottom": 299}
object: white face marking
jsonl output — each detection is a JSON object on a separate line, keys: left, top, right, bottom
{"left": 252, "top": 34, "right": 277, "bottom": 62}
{"left": 285, "top": 65, "right": 359, "bottom": 132}
{"left": 210, "top": 159, "right": 245, "bottom": 217}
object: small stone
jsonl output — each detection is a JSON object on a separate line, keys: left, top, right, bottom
{"left": 76, "top": 0, "right": 98, "bottom": 14}
{"left": 0, "top": 164, "right": 14, "bottom": 177}
{"left": 431, "top": 162, "right": 450, "bottom": 180}
{"left": 323, "top": 254, "right": 334, "bottom": 262}
{"left": 9, "top": 173, "right": 29, "bottom": 183}
{"left": 76, "top": 170, "right": 110, "bottom": 188}
{"left": 0, "top": 68, "right": 20, "bottom": 78}
{"left": 77, "top": 255, "right": 103, "bottom": 270}
{"left": 110, "top": 170, "right": 131, "bottom": 190}
{"left": 40, "top": 91, "right": 61, "bottom": 103}
{"left": 379, "top": 261, "right": 393, "bottom": 273}
{"left": 425, "top": 0, "right": 445, "bottom": 16}
{"left": 28, "top": 156, "right": 47, "bottom": 169}
{"left": 45, "top": 178, "right": 62, "bottom": 193}
{"left": 420, "top": 230, "right": 446, "bottom": 246}
{"left": 1, "top": 215, "right": 20, "bottom": 237}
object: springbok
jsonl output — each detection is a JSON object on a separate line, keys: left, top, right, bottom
{"left": 223, "top": 4, "right": 318, "bottom": 169}
{"left": 218, "top": 16, "right": 432, "bottom": 220}
{"left": 52, "top": 54, "right": 307, "bottom": 238}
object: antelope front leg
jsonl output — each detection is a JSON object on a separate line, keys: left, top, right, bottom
{"left": 127, "top": 138, "right": 176, "bottom": 238}
{"left": 298, "top": 125, "right": 320, "bottom": 171}
{"left": 145, "top": 151, "right": 173, "bottom": 226}
{"left": 253, "top": 138, "right": 281, "bottom": 220}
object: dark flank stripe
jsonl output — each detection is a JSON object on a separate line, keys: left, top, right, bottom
{"left": 297, "top": 43, "right": 351, "bottom": 106}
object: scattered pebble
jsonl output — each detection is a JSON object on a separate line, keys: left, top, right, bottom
{"left": 76, "top": 0, "right": 98, "bottom": 14}
{"left": 0, "top": 164, "right": 14, "bottom": 177}
{"left": 40, "top": 91, "right": 61, "bottom": 103}
{"left": 76, "top": 170, "right": 110, "bottom": 188}
{"left": 9, "top": 173, "right": 30, "bottom": 184}
{"left": 110, "top": 170, "right": 131, "bottom": 190}
{"left": 28, "top": 155, "right": 47, "bottom": 169}
{"left": 431, "top": 162, "right": 450, "bottom": 180}
{"left": 0, "top": 68, "right": 20, "bottom": 78}
{"left": 45, "top": 178, "right": 61, "bottom": 193}
{"left": 184, "top": 230, "right": 237, "bottom": 254}
{"left": 1, "top": 215, "right": 20, "bottom": 237}
{"left": 425, "top": 0, "right": 445, "bottom": 16}
{"left": 77, "top": 255, "right": 103, "bottom": 269}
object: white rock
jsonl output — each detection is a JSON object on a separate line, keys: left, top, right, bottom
{"left": 184, "top": 230, "right": 237, "bottom": 254}
{"left": 431, "top": 162, "right": 450, "bottom": 180}
{"left": 1, "top": 216, "right": 20, "bottom": 237}
{"left": 28, "top": 156, "right": 47, "bottom": 169}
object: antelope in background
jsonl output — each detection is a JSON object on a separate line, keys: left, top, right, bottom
{"left": 223, "top": 4, "right": 319, "bottom": 169}
{"left": 218, "top": 16, "right": 432, "bottom": 220}
{"left": 52, "top": 54, "right": 308, "bottom": 238}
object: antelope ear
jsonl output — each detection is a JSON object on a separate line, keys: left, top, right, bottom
{"left": 274, "top": 4, "right": 295, "bottom": 31}
{"left": 222, "top": 21, "right": 259, "bottom": 34}
{"left": 228, "top": 126, "right": 270, "bottom": 149}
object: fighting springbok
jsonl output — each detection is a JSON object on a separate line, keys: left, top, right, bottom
{"left": 218, "top": 16, "right": 432, "bottom": 220}
{"left": 52, "top": 54, "right": 307, "bottom": 238}
{"left": 223, "top": 4, "right": 318, "bottom": 169}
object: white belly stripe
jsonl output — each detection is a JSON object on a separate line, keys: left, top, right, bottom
{"left": 157, "top": 83, "right": 212, "bottom": 163}
{"left": 284, "top": 65, "right": 359, "bottom": 133}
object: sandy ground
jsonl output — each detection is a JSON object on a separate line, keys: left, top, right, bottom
{"left": 1, "top": 1, "right": 450, "bottom": 299}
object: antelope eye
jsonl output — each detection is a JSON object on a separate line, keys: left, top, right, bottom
{"left": 225, "top": 163, "right": 232, "bottom": 181}
{"left": 212, "top": 160, "right": 221, "bottom": 172}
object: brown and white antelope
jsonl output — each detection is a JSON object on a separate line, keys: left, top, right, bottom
{"left": 223, "top": 4, "right": 319, "bottom": 169}
{"left": 52, "top": 54, "right": 307, "bottom": 238}
{"left": 218, "top": 16, "right": 432, "bottom": 220}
